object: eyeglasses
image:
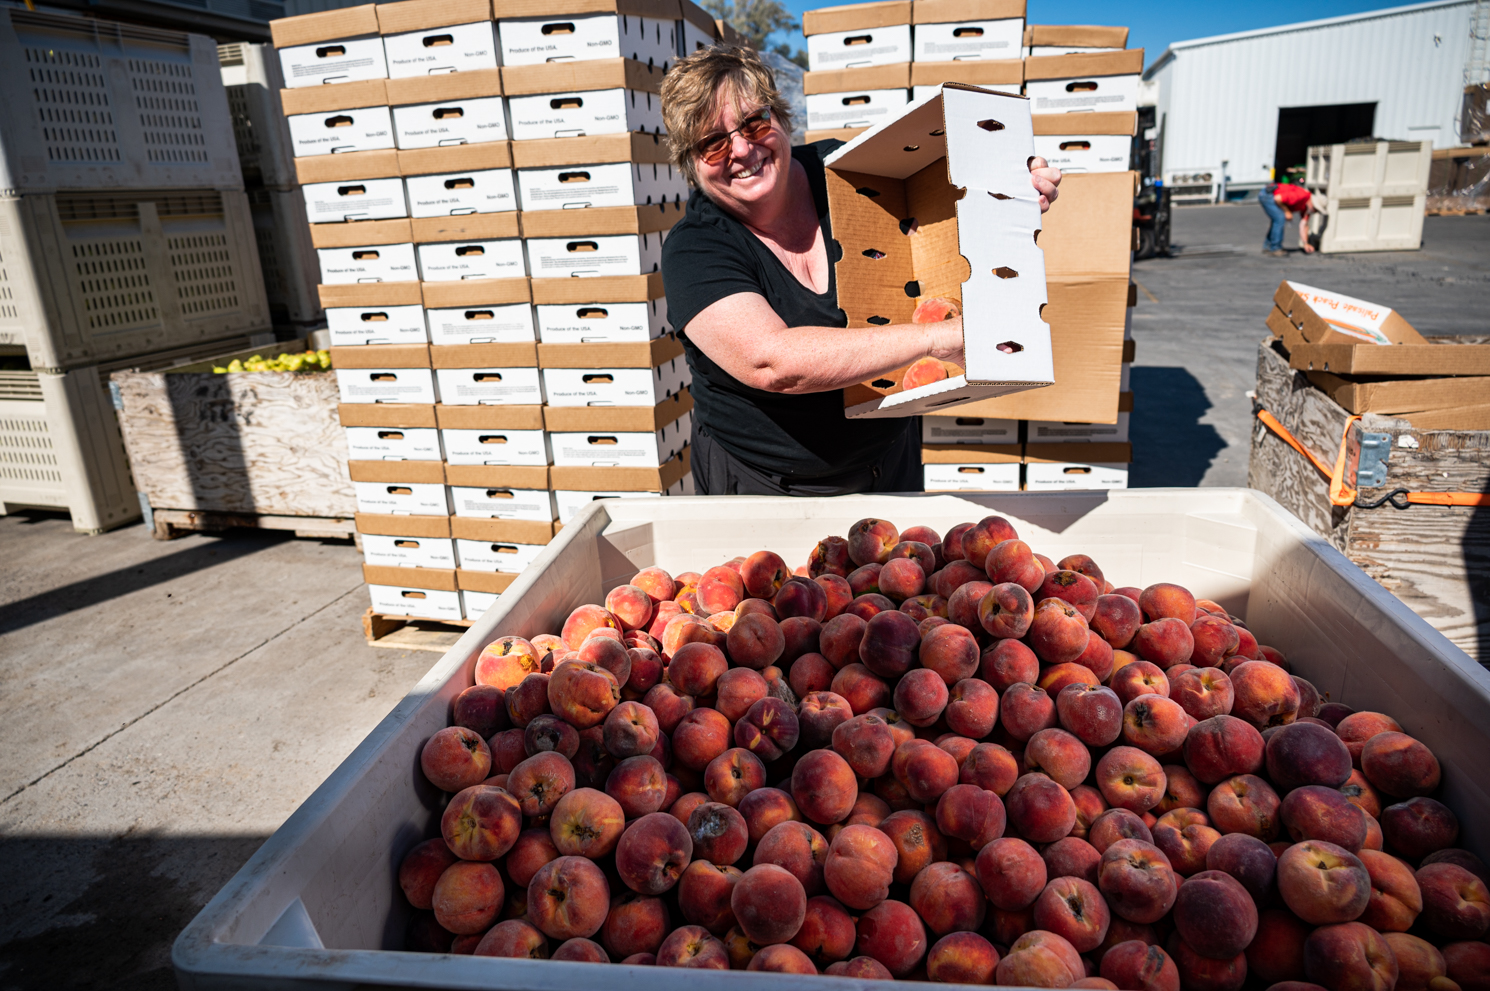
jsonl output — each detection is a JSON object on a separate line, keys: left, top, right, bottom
{"left": 696, "top": 108, "right": 773, "bottom": 165}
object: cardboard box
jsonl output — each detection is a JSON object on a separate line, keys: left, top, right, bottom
{"left": 535, "top": 272, "right": 668, "bottom": 342}
{"left": 517, "top": 161, "right": 687, "bottom": 211}
{"left": 376, "top": 0, "right": 494, "bottom": 35}
{"left": 416, "top": 237, "right": 527, "bottom": 280}
{"left": 450, "top": 515, "right": 554, "bottom": 543}
{"left": 385, "top": 68, "right": 508, "bottom": 147}
{"left": 512, "top": 133, "right": 680, "bottom": 211}
{"left": 434, "top": 366, "right": 544, "bottom": 405}
{"left": 923, "top": 461, "right": 1020, "bottom": 491}
{"left": 804, "top": 63, "right": 911, "bottom": 94}
{"left": 328, "top": 340, "right": 432, "bottom": 366}
{"left": 457, "top": 570, "right": 520, "bottom": 594}
{"left": 422, "top": 278, "right": 535, "bottom": 344}
{"left": 679, "top": 0, "right": 717, "bottom": 54}
{"left": 337, "top": 402, "right": 438, "bottom": 427}
{"left": 347, "top": 458, "right": 445, "bottom": 482}
{"left": 405, "top": 168, "right": 518, "bottom": 218}
{"left": 823, "top": 84, "right": 1052, "bottom": 417}
{"left": 287, "top": 103, "right": 395, "bottom": 158}
{"left": 429, "top": 340, "right": 537, "bottom": 367}
{"left": 1024, "top": 443, "right": 1131, "bottom": 490}
{"left": 524, "top": 231, "right": 668, "bottom": 277}
{"left": 368, "top": 583, "right": 463, "bottom": 620}
{"left": 309, "top": 217, "right": 413, "bottom": 248}
{"left": 550, "top": 446, "right": 690, "bottom": 490}
{"left": 1272, "top": 280, "right": 1429, "bottom": 348}
{"left": 294, "top": 146, "right": 402, "bottom": 186}
{"left": 362, "top": 532, "right": 458, "bottom": 567}
{"left": 1028, "top": 411, "right": 1129, "bottom": 442}
{"left": 336, "top": 367, "right": 439, "bottom": 403}
{"left": 304, "top": 175, "right": 408, "bottom": 223}
{"left": 363, "top": 561, "right": 456, "bottom": 588}
{"left": 542, "top": 354, "right": 689, "bottom": 405}
{"left": 1032, "top": 111, "right": 1135, "bottom": 173}
{"left": 806, "top": 87, "right": 912, "bottom": 132}
{"left": 318, "top": 241, "right": 419, "bottom": 283}
{"left": 461, "top": 589, "right": 500, "bottom": 618}
{"left": 911, "top": 0, "right": 1023, "bottom": 62}
{"left": 542, "top": 386, "right": 692, "bottom": 430}
{"left": 536, "top": 334, "right": 683, "bottom": 368}
{"left": 354, "top": 511, "right": 451, "bottom": 535}
{"left": 921, "top": 414, "right": 1016, "bottom": 444}
{"left": 409, "top": 210, "right": 522, "bottom": 245}
{"left": 382, "top": 21, "right": 499, "bottom": 79}
{"left": 443, "top": 427, "right": 550, "bottom": 465}
{"left": 345, "top": 424, "right": 444, "bottom": 459}
{"left": 806, "top": 127, "right": 869, "bottom": 143}
{"left": 497, "top": 1, "right": 681, "bottom": 69}
{"left": 1039, "top": 170, "right": 1136, "bottom": 278}
{"left": 503, "top": 61, "right": 665, "bottom": 139}
{"left": 553, "top": 481, "right": 682, "bottom": 522}
{"left": 910, "top": 58, "right": 1021, "bottom": 98}
{"left": 804, "top": 1, "right": 913, "bottom": 70}
{"left": 274, "top": 6, "right": 389, "bottom": 88}
{"left": 328, "top": 303, "right": 429, "bottom": 345}
{"left": 1023, "top": 23, "right": 1128, "bottom": 55}
{"left": 1304, "top": 370, "right": 1490, "bottom": 417}
{"left": 455, "top": 537, "right": 547, "bottom": 572}
{"left": 550, "top": 411, "right": 690, "bottom": 466}
{"left": 1023, "top": 50, "right": 1143, "bottom": 115}
{"left": 449, "top": 483, "right": 557, "bottom": 521}
{"left": 352, "top": 477, "right": 450, "bottom": 513}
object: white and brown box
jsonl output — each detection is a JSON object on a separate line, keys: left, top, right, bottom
{"left": 503, "top": 58, "right": 666, "bottom": 140}
{"left": 323, "top": 282, "right": 428, "bottom": 345}
{"left": 513, "top": 127, "right": 684, "bottom": 211}
{"left": 1023, "top": 442, "right": 1131, "bottom": 490}
{"left": 1032, "top": 111, "right": 1135, "bottom": 173}
{"left": 1023, "top": 49, "right": 1144, "bottom": 115}
{"left": 431, "top": 342, "right": 543, "bottom": 404}
{"left": 921, "top": 414, "right": 1017, "bottom": 444}
{"left": 332, "top": 343, "right": 437, "bottom": 403}
{"left": 1022, "top": 23, "right": 1128, "bottom": 57}
{"left": 452, "top": 516, "right": 554, "bottom": 574}
{"left": 274, "top": 5, "right": 389, "bottom": 89}
{"left": 803, "top": 64, "right": 911, "bottom": 132}
{"left": 534, "top": 272, "right": 667, "bottom": 343}
{"left": 387, "top": 70, "right": 509, "bottom": 149}
{"left": 804, "top": 0, "right": 913, "bottom": 72}
{"left": 423, "top": 277, "right": 535, "bottom": 345}
{"left": 283, "top": 79, "right": 394, "bottom": 157}
{"left": 447, "top": 463, "right": 556, "bottom": 521}
{"left": 678, "top": 0, "right": 717, "bottom": 54}
{"left": 400, "top": 142, "right": 518, "bottom": 218}
{"left": 437, "top": 403, "right": 549, "bottom": 465}
{"left": 539, "top": 335, "right": 689, "bottom": 406}
{"left": 349, "top": 458, "right": 451, "bottom": 514}
{"left": 298, "top": 149, "right": 407, "bottom": 222}
{"left": 340, "top": 402, "right": 442, "bottom": 459}
{"left": 314, "top": 218, "right": 419, "bottom": 283}
{"left": 377, "top": 0, "right": 499, "bottom": 79}
{"left": 497, "top": 0, "right": 682, "bottom": 70}
{"left": 550, "top": 448, "right": 691, "bottom": 521}
{"left": 546, "top": 387, "right": 691, "bottom": 466}
{"left": 921, "top": 443, "right": 1021, "bottom": 491}
{"left": 413, "top": 211, "right": 526, "bottom": 281}
{"left": 520, "top": 196, "right": 682, "bottom": 278}
{"left": 911, "top": 0, "right": 1024, "bottom": 63}
{"left": 910, "top": 57, "right": 1021, "bottom": 100}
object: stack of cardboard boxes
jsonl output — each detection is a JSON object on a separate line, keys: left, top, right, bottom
{"left": 271, "top": 0, "right": 707, "bottom": 623}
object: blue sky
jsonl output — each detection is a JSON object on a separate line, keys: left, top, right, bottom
{"left": 775, "top": 0, "right": 1410, "bottom": 68}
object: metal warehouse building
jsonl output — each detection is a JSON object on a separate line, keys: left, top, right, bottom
{"left": 1144, "top": 0, "right": 1480, "bottom": 197}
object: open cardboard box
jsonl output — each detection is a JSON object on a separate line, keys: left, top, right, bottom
{"left": 823, "top": 83, "right": 1053, "bottom": 418}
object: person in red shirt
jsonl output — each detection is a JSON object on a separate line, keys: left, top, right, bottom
{"left": 1259, "top": 180, "right": 1319, "bottom": 256}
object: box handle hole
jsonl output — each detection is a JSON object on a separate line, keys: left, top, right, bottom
{"left": 316, "top": 45, "right": 345, "bottom": 57}
{"left": 899, "top": 217, "right": 918, "bottom": 235}
{"left": 492, "top": 544, "right": 518, "bottom": 553}
{"left": 955, "top": 418, "right": 984, "bottom": 425}
{"left": 993, "top": 266, "right": 1019, "bottom": 279}
{"left": 930, "top": 128, "right": 946, "bottom": 136}
{"left": 871, "top": 378, "right": 895, "bottom": 387}
{"left": 1059, "top": 140, "right": 1092, "bottom": 151}
{"left": 903, "top": 144, "right": 920, "bottom": 152}
{"left": 401, "top": 590, "right": 427, "bottom": 598}
{"left": 1065, "top": 80, "right": 1099, "bottom": 92}
{"left": 996, "top": 340, "right": 1024, "bottom": 353}
{"left": 378, "top": 430, "right": 405, "bottom": 439}
{"left": 1063, "top": 466, "right": 1093, "bottom": 474}
{"left": 958, "top": 466, "right": 985, "bottom": 474}
{"left": 465, "top": 310, "right": 494, "bottom": 320}
{"left": 478, "top": 434, "right": 508, "bottom": 444}
{"left": 867, "top": 316, "right": 890, "bottom": 325}
{"left": 559, "top": 171, "right": 592, "bottom": 183}
{"left": 588, "top": 436, "right": 618, "bottom": 445}
{"left": 455, "top": 245, "right": 485, "bottom": 256}
{"left": 395, "top": 539, "right": 419, "bottom": 548}
{"left": 433, "top": 106, "right": 464, "bottom": 119}
{"left": 567, "top": 241, "right": 599, "bottom": 252}
{"left": 361, "top": 311, "right": 389, "bottom": 322}
{"left": 423, "top": 34, "right": 453, "bottom": 47}
{"left": 582, "top": 373, "right": 614, "bottom": 383}
{"left": 952, "top": 26, "right": 983, "bottom": 37}
{"left": 473, "top": 373, "right": 503, "bottom": 382}
{"left": 388, "top": 486, "right": 413, "bottom": 495}
{"left": 338, "top": 185, "right": 366, "bottom": 196}
{"left": 577, "top": 307, "right": 608, "bottom": 318}
{"left": 351, "top": 249, "right": 379, "bottom": 260}
{"left": 371, "top": 373, "right": 398, "bottom": 381}
{"left": 843, "top": 95, "right": 870, "bottom": 106}
{"left": 855, "top": 186, "right": 881, "bottom": 197}
{"left": 445, "top": 177, "right": 475, "bottom": 189}
{"left": 977, "top": 119, "right": 1004, "bottom": 131}
{"left": 541, "top": 22, "right": 575, "bottom": 34}
{"left": 551, "top": 97, "right": 584, "bottom": 109}
{"left": 485, "top": 489, "right": 515, "bottom": 498}
{"left": 844, "top": 34, "right": 872, "bottom": 45}
{"left": 325, "top": 114, "right": 353, "bottom": 128}
{"left": 904, "top": 280, "right": 920, "bottom": 297}
{"left": 862, "top": 248, "right": 885, "bottom": 260}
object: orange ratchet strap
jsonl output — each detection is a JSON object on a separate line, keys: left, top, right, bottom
{"left": 1253, "top": 406, "right": 1490, "bottom": 509}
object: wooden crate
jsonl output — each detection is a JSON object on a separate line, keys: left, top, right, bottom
{"left": 1248, "top": 340, "right": 1490, "bottom": 664}
{"left": 112, "top": 341, "right": 356, "bottom": 538}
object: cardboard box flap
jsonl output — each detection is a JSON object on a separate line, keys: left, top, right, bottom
{"left": 500, "top": 58, "right": 665, "bottom": 97}
{"left": 715, "top": 18, "right": 749, "bottom": 47}
{"left": 398, "top": 142, "right": 513, "bottom": 176}
{"left": 678, "top": 0, "right": 717, "bottom": 34}
{"left": 537, "top": 335, "right": 683, "bottom": 368}
{"left": 519, "top": 202, "right": 682, "bottom": 237}
{"left": 806, "top": 127, "right": 873, "bottom": 144}
{"left": 824, "top": 85, "right": 1052, "bottom": 405}
{"left": 348, "top": 459, "right": 447, "bottom": 483}
{"left": 445, "top": 463, "right": 551, "bottom": 489}
{"left": 411, "top": 212, "right": 521, "bottom": 243}
{"left": 543, "top": 387, "right": 692, "bottom": 431}
{"left": 803, "top": 0, "right": 912, "bottom": 36}
{"left": 328, "top": 343, "right": 432, "bottom": 367}
{"left": 1023, "top": 24, "right": 1129, "bottom": 49}
{"left": 1025, "top": 441, "right": 1132, "bottom": 464}
{"left": 435, "top": 404, "right": 546, "bottom": 429}
{"left": 320, "top": 282, "right": 424, "bottom": 307}
{"left": 295, "top": 149, "right": 401, "bottom": 185}
{"left": 548, "top": 447, "right": 690, "bottom": 490}
{"left": 509, "top": 131, "right": 671, "bottom": 168}
{"left": 385, "top": 68, "right": 504, "bottom": 105}
{"left": 422, "top": 278, "right": 532, "bottom": 307}
{"left": 355, "top": 512, "right": 451, "bottom": 537}
{"left": 497, "top": 0, "right": 680, "bottom": 19}
{"left": 1039, "top": 171, "right": 1139, "bottom": 278}
{"left": 457, "top": 570, "right": 518, "bottom": 593}
{"left": 1273, "top": 281, "right": 1428, "bottom": 347}
{"left": 912, "top": 0, "right": 1024, "bottom": 23}
{"left": 280, "top": 79, "right": 389, "bottom": 116}
{"left": 375, "top": 0, "right": 493, "bottom": 35}
{"left": 921, "top": 443, "right": 1021, "bottom": 463}
{"left": 530, "top": 272, "right": 664, "bottom": 304}
{"left": 310, "top": 218, "right": 413, "bottom": 248}
{"left": 429, "top": 342, "right": 539, "bottom": 367}
{"left": 1023, "top": 49, "right": 1144, "bottom": 81}
{"left": 272, "top": 4, "right": 381, "bottom": 47}
{"left": 1304, "top": 369, "right": 1490, "bottom": 416}
{"left": 1285, "top": 342, "right": 1490, "bottom": 378}
{"left": 362, "top": 563, "right": 458, "bottom": 590}
{"left": 909, "top": 59, "right": 1022, "bottom": 87}
{"left": 1032, "top": 111, "right": 1136, "bottom": 136}
{"left": 450, "top": 517, "right": 555, "bottom": 543}
{"left": 804, "top": 64, "right": 911, "bottom": 95}
{"left": 338, "top": 403, "right": 438, "bottom": 427}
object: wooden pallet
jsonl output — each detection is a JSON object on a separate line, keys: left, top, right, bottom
{"left": 363, "top": 607, "right": 474, "bottom": 652}
{"left": 150, "top": 507, "right": 356, "bottom": 542}
{"left": 1426, "top": 208, "right": 1484, "bottom": 216}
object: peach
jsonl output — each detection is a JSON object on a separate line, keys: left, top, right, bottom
{"left": 552, "top": 937, "right": 609, "bottom": 962}
{"left": 775, "top": 578, "right": 828, "bottom": 623}
{"left": 976, "top": 836, "right": 1048, "bottom": 910}
{"left": 475, "top": 636, "right": 543, "bottom": 691}
{"left": 1268, "top": 721, "right": 1354, "bottom": 791}
{"left": 847, "top": 593, "right": 897, "bottom": 622}
{"left": 728, "top": 863, "right": 808, "bottom": 946}
{"left": 879, "top": 557, "right": 926, "bottom": 600}
{"left": 809, "top": 536, "right": 853, "bottom": 578}
{"left": 785, "top": 693, "right": 844, "bottom": 753}
{"left": 1303, "top": 922, "right": 1398, "bottom": 991}
{"left": 1184, "top": 715, "right": 1265, "bottom": 784}
{"left": 855, "top": 898, "right": 929, "bottom": 977}
{"left": 733, "top": 696, "right": 798, "bottom": 760}
{"left": 657, "top": 925, "right": 729, "bottom": 968}
{"left": 1034, "top": 876, "right": 1111, "bottom": 952}
{"left": 735, "top": 787, "right": 797, "bottom": 843}
{"left": 673, "top": 707, "right": 731, "bottom": 771}
{"left": 547, "top": 788, "right": 623, "bottom": 860}
{"left": 400, "top": 838, "right": 459, "bottom": 910}
{"left": 1281, "top": 785, "right": 1368, "bottom": 851}
{"left": 1355, "top": 848, "right": 1423, "bottom": 931}
{"left": 1337, "top": 768, "right": 1382, "bottom": 819}
{"left": 1090, "top": 809, "right": 1154, "bottom": 854}
{"left": 912, "top": 296, "right": 961, "bottom": 323}
{"left": 1386, "top": 933, "right": 1446, "bottom": 991}
{"left": 958, "top": 516, "right": 1017, "bottom": 570}
{"left": 601, "top": 890, "right": 670, "bottom": 957}
{"left": 1057, "top": 683, "right": 1124, "bottom": 747}
{"left": 562, "top": 604, "right": 621, "bottom": 649}
{"left": 1277, "top": 839, "right": 1371, "bottom": 924}
{"left": 941, "top": 522, "right": 975, "bottom": 561}
{"left": 792, "top": 748, "right": 858, "bottom": 825}
{"left": 662, "top": 614, "right": 725, "bottom": 659}
{"left": 1382, "top": 797, "right": 1459, "bottom": 860}
{"left": 1424, "top": 849, "right": 1490, "bottom": 886}
{"left": 666, "top": 643, "right": 726, "bottom": 698}
{"left": 723, "top": 613, "right": 783, "bottom": 671}
{"left": 742, "top": 942, "right": 814, "bottom": 974}
{"left": 820, "top": 613, "right": 868, "bottom": 669}
{"left": 1293, "top": 677, "right": 1322, "bottom": 718}
{"left": 547, "top": 659, "right": 620, "bottom": 729}
{"left": 438, "top": 783, "right": 520, "bottom": 861}
{"left": 1205, "top": 831, "right": 1277, "bottom": 902}
{"left": 605, "top": 754, "right": 668, "bottom": 818}
{"left": 981, "top": 637, "right": 1040, "bottom": 691}
{"left": 830, "top": 663, "right": 891, "bottom": 715}
{"left": 911, "top": 861, "right": 988, "bottom": 935}
{"left": 687, "top": 801, "right": 749, "bottom": 866}
{"left": 453, "top": 685, "right": 509, "bottom": 739}
{"left": 1040, "top": 661, "right": 1101, "bottom": 697}
{"left": 788, "top": 653, "right": 835, "bottom": 698}
{"left": 1139, "top": 584, "right": 1196, "bottom": 625}
{"left": 475, "top": 918, "right": 548, "bottom": 958}
{"left": 1188, "top": 615, "right": 1241, "bottom": 668}
{"left": 849, "top": 563, "right": 884, "bottom": 598}
{"left": 986, "top": 539, "right": 1046, "bottom": 592}
{"left": 1417, "top": 863, "right": 1490, "bottom": 940}
{"left": 1444, "top": 942, "right": 1490, "bottom": 991}
{"left": 1133, "top": 618, "right": 1194, "bottom": 669}
{"left": 900, "top": 593, "right": 948, "bottom": 623}
{"left": 944, "top": 677, "right": 999, "bottom": 738}
{"left": 916, "top": 622, "right": 978, "bottom": 682}
{"left": 1071, "top": 785, "right": 1110, "bottom": 839}
{"left": 580, "top": 632, "right": 634, "bottom": 686}
{"left": 1025, "top": 728, "right": 1093, "bottom": 790}
{"left": 1096, "top": 746, "right": 1168, "bottom": 814}
{"left": 507, "top": 751, "right": 575, "bottom": 817}
{"left": 528, "top": 855, "right": 609, "bottom": 939}
{"left": 996, "top": 929, "right": 1085, "bottom": 988}
{"left": 848, "top": 521, "right": 901, "bottom": 570}
{"left": 962, "top": 742, "right": 1021, "bottom": 796}
{"left": 826, "top": 955, "right": 894, "bottom": 978}
{"left": 1167, "top": 934, "right": 1245, "bottom": 991}
{"left": 824, "top": 823, "right": 898, "bottom": 910}
{"left": 858, "top": 609, "right": 922, "bottom": 678}
{"left": 642, "top": 682, "right": 693, "bottom": 734}
{"left": 525, "top": 714, "right": 580, "bottom": 759}
{"left": 845, "top": 792, "right": 892, "bottom": 828}
{"left": 1101, "top": 940, "right": 1180, "bottom": 991}
{"left": 616, "top": 812, "right": 692, "bottom": 895}
{"left": 894, "top": 738, "right": 960, "bottom": 803}
{"left": 1112, "top": 661, "right": 1171, "bottom": 707}
{"left": 926, "top": 931, "right": 1000, "bottom": 984}
{"left": 935, "top": 782, "right": 1008, "bottom": 849}
{"left": 421, "top": 727, "right": 492, "bottom": 793}
{"left": 1099, "top": 839, "right": 1178, "bottom": 924}
{"left": 1207, "top": 773, "right": 1281, "bottom": 840}
{"left": 780, "top": 614, "right": 823, "bottom": 662}
{"left": 1148, "top": 766, "right": 1198, "bottom": 817}
{"left": 1003, "top": 683, "right": 1059, "bottom": 741}
{"left": 1038, "top": 569, "right": 1101, "bottom": 620}
{"left": 831, "top": 712, "right": 896, "bottom": 778}
{"left": 1169, "top": 668, "right": 1234, "bottom": 721}
{"left": 1153, "top": 810, "right": 1220, "bottom": 876}
{"left": 677, "top": 860, "right": 742, "bottom": 935}
{"left": 979, "top": 581, "right": 1037, "bottom": 640}
{"left": 1123, "top": 694, "right": 1189, "bottom": 758}
{"left": 754, "top": 819, "right": 829, "bottom": 895}
{"left": 1172, "top": 870, "right": 1256, "bottom": 959}
{"left": 504, "top": 672, "right": 552, "bottom": 727}
{"left": 1361, "top": 732, "right": 1441, "bottom": 798}
{"left": 1230, "top": 661, "right": 1301, "bottom": 730}
{"left": 895, "top": 667, "right": 950, "bottom": 727}
{"left": 432, "top": 860, "right": 504, "bottom": 934}
{"left": 1044, "top": 836, "right": 1102, "bottom": 884}
{"left": 789, "top": 894, "right": 855, "bottom": 967}
{"left": 739, "top": 549, "right": 790, "bottom": 599}
{"left": 1029, "top": 598, "right": 1093, "bottom": 665}
{"left": 600, "top": 700, "right": 659, "bottom": 759}
{"left": 1092, "top": 594, "right": 1144, "bottom": 650}
{"left": 1246, "top": 908, "right": 1310, "bottom": 984}
{"left": 880, "top": 809, "right": 947, "bottom": 885}
{"left": 1337, "top": 712, "right": 1403, "bottom": 766}
{"left": 933, "top": 559, "right": 986, "bottom": 600}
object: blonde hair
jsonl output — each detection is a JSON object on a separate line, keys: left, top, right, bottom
{"left": 661, "top": 45, "right": 794, "bottom": 188}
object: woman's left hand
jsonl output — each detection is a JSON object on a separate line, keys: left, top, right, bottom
{"left": 1029, "top": 156, "right": 1062, "bottom": 213}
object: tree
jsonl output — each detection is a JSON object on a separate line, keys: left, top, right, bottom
{"left": 701, "top": 0, "right": 808, "bottom": 66}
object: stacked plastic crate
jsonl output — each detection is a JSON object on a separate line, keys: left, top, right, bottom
{"left": 0, "top": 8, "right": 273, "bottom": 532}
{"left": 922, "top": 22, "right": 1139, "bottom": 492}
{"left": 273, "top": 0, "right": 701, "bottom": 624}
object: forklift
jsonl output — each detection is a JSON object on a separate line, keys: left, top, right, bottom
{"left": 1132, "top": 105, "right": 1170, "bottom": 260}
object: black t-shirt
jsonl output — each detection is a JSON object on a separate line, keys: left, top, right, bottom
{"left": 662, "top": 140, "right": 909, "bottom": 479}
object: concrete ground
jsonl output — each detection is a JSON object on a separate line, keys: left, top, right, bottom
{"left": 0, "top": 208, "right": 1486, "bottom": 991}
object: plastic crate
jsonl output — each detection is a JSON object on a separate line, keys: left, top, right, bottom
{"left": 0, "top": 9, "right": 242, "bottom": 194}
{"left": 1305, "top": 141, "right": 1432, "bottom": 254}
{"left": 247, "top": 187, "right": 322, "bottom": 326}
{"left": 174, "top": 490, "right": 1490, "bottom": 988}
{"left": 218, "top": 42, "right": 297, "bottom": 190}
{"left": 0, "top": 188, "right": 273, "bottom": 370}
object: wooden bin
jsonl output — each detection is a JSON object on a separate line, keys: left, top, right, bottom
{"left": 112, "top": 341, "right": 356, "bottom": 540}
{"left": 1248, "top": 340, "right": 1489, "bottom": 663}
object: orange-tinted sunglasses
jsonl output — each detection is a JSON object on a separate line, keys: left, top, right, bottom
{"left": 696, "top": 108, "right": 774, "bottom": 165}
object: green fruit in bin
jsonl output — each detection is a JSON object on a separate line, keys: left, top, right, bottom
{"left": 212, "top": 350, "right": 332, "bottom": 374}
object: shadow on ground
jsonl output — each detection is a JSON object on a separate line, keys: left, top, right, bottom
{"left": 1128, "top": 366, "right": 1227, "bottom": 487}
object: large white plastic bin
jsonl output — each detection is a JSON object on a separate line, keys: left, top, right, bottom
{"left": 173, "top": 490, "right": 1490, "bottom": 988}
{"left": 218, "top": 41, "right": 297, "bottom": 190}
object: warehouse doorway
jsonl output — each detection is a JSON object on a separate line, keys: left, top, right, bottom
{"left": 1273, "top": 103, "right": 1377, "bottom": 178}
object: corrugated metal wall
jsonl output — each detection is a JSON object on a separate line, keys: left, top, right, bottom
{"left": 1150, "top": 0, "right": 1473, "bottom": 188}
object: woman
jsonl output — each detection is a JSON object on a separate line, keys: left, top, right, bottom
{"left": 659, "top": 46, "right": 1061, "bottom": 496}
{"left": 1259, "top": 180, "right": 1320, "bottom": 257}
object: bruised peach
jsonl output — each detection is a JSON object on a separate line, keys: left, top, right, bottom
{"left": 1277, "top": 839, "right": 1371, "bottom": 924}
{"left": 548, "top": 660, "right": 620, "bottom": 729}
{"left": 874, "top": 809, "right": 942, "bottom": 886}
{"left": 847, "top": 519, "right": 899, "bottom": 568}
{"left": 1207, "top": 773, "right": 1281, "bottom": 840}
{"left": 792, "top": 748, "right": 858, "bottom": 825}
{"left": 1281, "top": 785, "right": 1368, "bottom": 851}
{"left": 1123, "top": 694, "right": 1189, "bottom": 758}
{"left": 657, "top": 924, "right": 729, "bottom": 968}
{"left": 525, "top": 714, "right": 579, "bottom": 759}
{"left": 809, "top": 536, "right": 853, "bottom": 578}
{"left": 508, "top": 751, "right": 575, "bottom": 817}
{"left": 1361, "top": 732, "right": 1442, "bottom": 799}
{"left": 504, "top": 672, "right": 551, "bottom": 727}
{"left": 1184, "top": 714, "right": 1265, "bottom": 785}
{"left": 962, "top": 742, "right": 1020, "bottom": 796}
{"left": 1058, "top": 683, "right": 1124, "bottom": 747}
{"left": 1038, "top": 569, "right": 1100, "bottom": 621}
{"left": 982, "top": 637, "right": 1040, "bottom": 691}
{"left": 1101, "top": 940, "right": 1180, "bottom": 991}
{"left": 1303, "top": 922, "right": 1398, "bottom": 991}
{"left": 1096, "top": 746, "right": 1168, "bottom": 814}
{"left": 602, "top": 700, "right": 659, "bottom": 760}
{"left": 475, "top": 636, "right": 543, "bottom": 691}
{"left": 911, "top": 861, "right": 987, "bottom": 935}
{"left": 422, "top": 726, "right": 492, "bottom": 793}
{"left": 824, "top": 823, "right": 898, "bottom": 910}
{"left": 1099, "top": 839, "right": 1179, "bottom": 924}
{"left": 996, "top": 929, "right": 1085, "bottom": 988}
{"left": 616, "top": 812, "right": 692, "bottom": 895}
{"left": 1169, "top": 668, "right": 1234, "bottom": 721}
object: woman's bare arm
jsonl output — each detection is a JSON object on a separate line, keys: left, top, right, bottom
{"left": 684, "top": 291, "right": 964, "bottom": 394}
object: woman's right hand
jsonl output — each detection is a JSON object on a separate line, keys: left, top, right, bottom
{"left": 927, "top": 316, "right": 966, "bottom": 371}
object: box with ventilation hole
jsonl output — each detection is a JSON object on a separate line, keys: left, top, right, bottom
{"left": 538, "top": 336, "right": 689, "bottom": 405}
{"left": 549, "top": 402, "right": 689, "bottom": 465}
{"left": 274, "top": 5, "right": 389, "bottom": 88}
{"left": 921, "top": 414, "right": 1017, "bottom": 444}
{"left": 362, "top": 532, "right": 458, "bottom": 567}
{"left": 415, "top": 212, "right": 527, "bottom": 280}
{"left": 803, "top": 1, "right": 912, "bottom": 72}
{"left": 551, "top": 451, "right": 691, "bottom": 521}
{"left": 496, "top": 0, "right": 681, "bottom": 69}
{"left": 402, "top": 143, "right": 518, "bottom": 219}
{"left": 512, "top": 132, "right": 682, "bottom": 215}
{"left": 1023, "top": 50, "right": 1143, "bottom": 115}
{"left": 520, "top": 200, "right": 680, "bottom": 278}
{"left": 299, "top": 150, "right": 408, "bottom": 221}
{"left": 438, "top": 404, "right": 549, "bottom": 465}
{"left": 1022, "top": 23, "right": 1127, "bottom": 57}
{"left": 312, "top": 218, "right": 418, "bottom": 283}
{"left": 910, "top": 0, "right": 1023, "bottom": 61}
{"left": 323, "top": 283, "right": 428, "bottom": 345}
{"left": 1023, "top": 443, "right": 1130, "bottom": 490}
{"left": 423, "top": 278, "right": 535, "bottom": 344}
{"left": 909, "top": 57, "right": 1021, "bottom": 99}
{"left": 350, "top": 459, "right": 450, "bottom": 513}
{"left": 503, "top": 59, "right": 665, "bottom": 139}
{"left": 451, "top": 518, "right": 551, "bottom": 574}
{"left": 803, "top": 65, "right": 912, "bottom": 132}
{"left": 431, "top": 343, "right": 544, "bottom": 404}
{"left": 448, "top": 464, "right": 556, "bottom": 521}
{"left": 921, "top": 442, "right": 1021, "bottom": 490}
{"left": 283, "top": 80, "right": 394, "bottom": 157}
{"left": 332, "top": 343, "right": 437, "bottom": 402}
{"left": 386, "top": 70, "right": 508, "bottom": 148}
{"left": 824, "top": 83, "right": 1052, "bottom": 417}
{"left": 533, "top": 273, "right": 667, "bottom": 342}
{"left": 377, "top": 0, "right": 499, "bottom": 79}
{"left": 1031, "top": 111, "right": 1135, "bottom": 173}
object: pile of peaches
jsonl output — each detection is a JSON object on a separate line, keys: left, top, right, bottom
{"left": 399, "top": 515, "right": 1490, "bottom": 990}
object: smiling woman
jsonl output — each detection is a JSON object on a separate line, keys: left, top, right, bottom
{"left": 659, "top": 46, "right": 1060, "bottom": 496}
